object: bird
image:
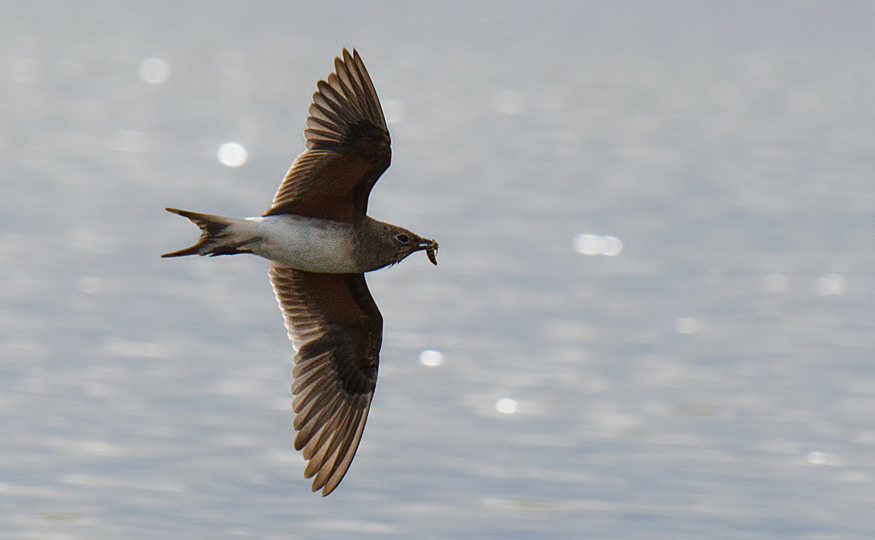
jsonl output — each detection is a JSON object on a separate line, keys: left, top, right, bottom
{"left": 162, "top": 49, "right": 438, "bottom": 496}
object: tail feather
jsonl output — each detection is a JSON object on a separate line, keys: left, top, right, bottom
{"left": 162, "top": 208, "right": 253, "bottom": 258}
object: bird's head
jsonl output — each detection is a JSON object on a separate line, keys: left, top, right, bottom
{"left": 387, "top": 225, "right": 438, "bottom": 266}
{"left": 363, "top": 220, "right": 438, "bottom": 270}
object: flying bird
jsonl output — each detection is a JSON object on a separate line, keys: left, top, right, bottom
{"left": 162, "top": 49, "right": 438, "bottom": 496}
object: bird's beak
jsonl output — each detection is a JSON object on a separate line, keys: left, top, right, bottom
{"left": 416, "top": 239, "right": 439, "bottom": 265}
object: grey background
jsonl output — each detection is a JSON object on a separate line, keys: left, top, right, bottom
{"left": 2, "top": 1, "right": 875, "bottom": 538}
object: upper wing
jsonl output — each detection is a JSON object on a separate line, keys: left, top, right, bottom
{"left": 268, "top": 264, "right": 382, "bottom": 496}
{"left": 265, "top": 49, "right": 391, "bottom": 223}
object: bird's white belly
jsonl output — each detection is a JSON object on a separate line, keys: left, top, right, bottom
{"left": 246, "top": 215, "right": 358, "bottom": 273}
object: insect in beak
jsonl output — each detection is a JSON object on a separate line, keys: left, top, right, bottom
{"left": 418, "top": 239, "right": 438, "bottom": 265}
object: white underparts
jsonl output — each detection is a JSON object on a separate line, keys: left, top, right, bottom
{"left": 242, "top": 215, "right": 359, "bottom": 273}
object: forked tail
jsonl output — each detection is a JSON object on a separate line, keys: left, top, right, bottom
{"left": 161, "top": 208, "right": 254, "bottom": 258}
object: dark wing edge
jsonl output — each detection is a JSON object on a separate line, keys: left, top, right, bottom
{"left": 305, "top": 48, "right": 388, "bottom": 149}
{"left": 268, "top": 264, "right": 383, "bottom": 496}
{"left": 265, "top": 49, "right": 391, "bottom": 222}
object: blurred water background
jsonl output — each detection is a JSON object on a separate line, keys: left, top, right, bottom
{"left": 3, "top": 1, "right": 875, "bottom": 538}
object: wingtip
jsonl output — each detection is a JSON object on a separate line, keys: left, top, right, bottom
{"left": 339, "top": 47, "right": 362, "bottom": 69}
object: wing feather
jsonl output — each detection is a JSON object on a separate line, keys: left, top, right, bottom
{"left": 268, "top": 264, "right": 382, "bottom": 496}
{"left": 265, "top": 49, "right": 390, "bottom": 223}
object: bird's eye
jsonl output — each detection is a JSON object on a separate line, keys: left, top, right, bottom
{"left": 395, "top": 234, "right": 410, "bottom": 244}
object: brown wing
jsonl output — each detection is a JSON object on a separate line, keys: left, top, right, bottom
{"left": 265, "top": 49, "right": 391, "bottom": 223}
{"left": 268, "top": 264, "right": 382, "bottom": 496}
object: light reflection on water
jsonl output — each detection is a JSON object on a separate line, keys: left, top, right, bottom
{"left": 3, "top": 2, "right": 875, "bottom": 539}
{"left": 216, "top": 141, "right": 248, "bottom": 167}
{"left": 138, "top": 58, "right": 170, "bottom": 85}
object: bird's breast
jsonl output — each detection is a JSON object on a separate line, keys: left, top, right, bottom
{"left": 247, "top": 215, "right": 359, "bottom": 273}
